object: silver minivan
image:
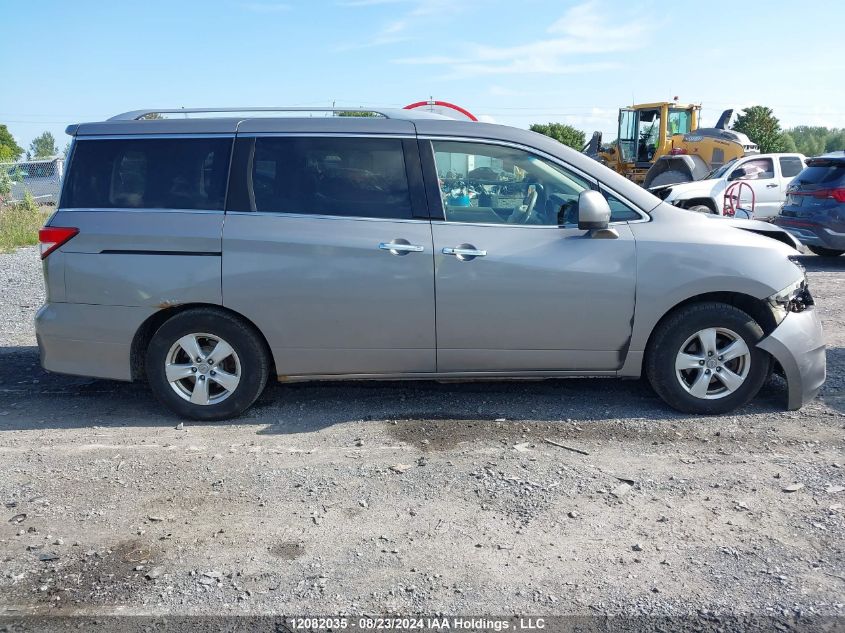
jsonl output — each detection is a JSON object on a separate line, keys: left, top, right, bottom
{"left": 35, "top": 107, "right": 826, "bottom": 420}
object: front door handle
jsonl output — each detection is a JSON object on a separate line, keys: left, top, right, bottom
{"left": 442, "top": 245, "right": 487, "bottom": 261}
{"left": 766, "top": 183, "right": 778, "bottom": 188}
{"left": 379, "top": 240, "right": 424, "bottom": 255}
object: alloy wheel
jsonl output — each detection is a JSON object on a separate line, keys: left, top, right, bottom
{"left": 674, "top": 327, "right": 751, "bottom": 400}
{"left": 165, "top": 333, "right": 241, "bottom": 405}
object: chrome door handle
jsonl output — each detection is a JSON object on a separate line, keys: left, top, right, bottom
{"left": 442, "top": 246, "right": 487, "bottom": 261}
{"left": 379, "top": 241, "right": 424, "bottom": 255}
{"left": 442, "top": 247, "right": 487, "bottom": 256}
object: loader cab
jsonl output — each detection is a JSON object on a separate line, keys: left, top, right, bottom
{"left": 617, "top": 103, "right": 698, "bottom": 167}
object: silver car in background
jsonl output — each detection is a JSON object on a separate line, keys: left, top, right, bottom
{"left": 35, "top": 107, "right": 825, "bottom": 420}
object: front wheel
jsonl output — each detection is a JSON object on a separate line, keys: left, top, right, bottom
{"left": 807, "top": 245, "right": 845, "bottom": 257}
{"left": 645, "top": 303, "right": 771, "bottom": 414}
{"left": 146, "top": 309, "right": 270, "bottom": 420}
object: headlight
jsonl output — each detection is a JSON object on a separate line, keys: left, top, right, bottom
{"left": 768, "top": 269, "right": 813, "bottom": 323}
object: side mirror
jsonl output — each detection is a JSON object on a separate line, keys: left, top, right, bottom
{"left": 729, "top": 167, "right": 747, "bottom": 181}
{"left": 577, "top": 190, "right": 611, "bottom": 230}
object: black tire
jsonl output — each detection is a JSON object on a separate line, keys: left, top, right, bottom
{"left": 648, "top": 169, "right": 691, "bottom": 188}
{"left": 645, "top": 302, "right": 771, "bottom": 415}
{"left": 807, "top": 245, "right": 845, "bottom": 257}
{"left": 146, "top": 308, "right": 270, "bottom": 421}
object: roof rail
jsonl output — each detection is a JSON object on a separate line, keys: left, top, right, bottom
{"left": 108, "top": 107, "right": 398, "bottom": 121}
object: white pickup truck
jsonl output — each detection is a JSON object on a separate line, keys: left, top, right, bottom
{"left": 649, "top": 153, "right": 806, "bottom": 219}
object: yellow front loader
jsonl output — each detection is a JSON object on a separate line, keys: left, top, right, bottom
{"left": 584, "top": 101, "right": 759, "bottom": 188}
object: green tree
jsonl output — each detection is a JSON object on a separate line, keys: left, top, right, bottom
{"left": 29, "top": 131, "right": 58, "bottom": 158}
{"left": 780, "top": 132, "right": 797, "bottom": 153}
{"left": 787, "top": 126, "right": 829, "bottom": 156}
{"left": 824, "top": 129, "right": 845, "bottom": 152}
{"left": 0, "top": 125, "right": 23, "bottom": 162}
{"left": 529, "top": 123, "right": 586, "bottom": 150}
{"left": 337, "top": 110, "right": 378, "bottom": 117}
{"left": 140, "top": 112, "right": 165, "bottom": 120}
{"left": 731, "top": 106, "right": 788, "bottom": 154}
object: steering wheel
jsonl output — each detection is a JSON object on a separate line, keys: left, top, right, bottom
{"left": 524, "top": 188, "right": 538, "bottom": 219}
{"left": 507, "top": 188, "right": 538, "bottom": 224}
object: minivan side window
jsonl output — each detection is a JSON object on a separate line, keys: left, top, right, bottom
{"left": 62, "top": 138, "right": 232, "bottom": 210}
{"left": 233, "top": 137, "right": 413, "bottom": 220}
{"left": 432, "top": 140, "right": 592, "bottom": 226}
{"left": 779, "top": 156, "right": 804, "bottom": 178}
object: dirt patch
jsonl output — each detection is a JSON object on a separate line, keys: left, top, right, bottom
{"left": 7, "top": 539, "right": 160, "bottom": 609}
{"left": 268, "top": 541, "right": 305, "bottom": 560}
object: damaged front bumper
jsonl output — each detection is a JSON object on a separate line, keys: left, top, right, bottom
{"left": 757, "top": 307, "right": 826, "bottom": 410}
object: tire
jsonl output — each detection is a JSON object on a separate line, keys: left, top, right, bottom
{"left": 648, "top": 169, "right": 691, "bottom": 188}
{"left": 146, "top": 308, "right": 270, "bottom": 421}
{"left": 645, "top": 302, "right": 771, "bottom": 415}
{"left": 807, "top": 245, "right": 845, "bottom": 257}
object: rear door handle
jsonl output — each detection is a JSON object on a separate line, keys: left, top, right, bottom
{"left": 766, "top": 183, "right": 779, "bottom": 188}
{"left": 442, "top": 246, "right": 487, "bottom": 261}
{"left": 379, "top": 241, "right": 424, "bottom": 255}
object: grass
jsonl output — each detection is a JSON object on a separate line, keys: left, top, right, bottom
{"left": 0, "top": 201, "right": 51, "bottom": 252}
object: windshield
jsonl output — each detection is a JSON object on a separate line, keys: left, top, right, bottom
{"left": 706, "top": 158, "right": 737, "bottom": 180}
{"left": 667, "top": 109, "right": 692, "bottom": 135}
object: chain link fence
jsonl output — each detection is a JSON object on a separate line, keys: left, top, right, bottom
{"left": 0, "top": 156, "right": 64, "bottom": 208}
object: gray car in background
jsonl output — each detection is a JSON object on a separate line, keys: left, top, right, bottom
{"left": 35, "top": 108, "right": 825, "bottom": 420}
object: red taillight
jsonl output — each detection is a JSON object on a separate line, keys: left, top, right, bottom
{"left": 791, "top": 187, "right": 845, "bottom": 202}
{"left": 38, "top": 227, "right": 78, "bottom": 259}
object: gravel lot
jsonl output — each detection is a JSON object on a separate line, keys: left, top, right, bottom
{"left": 0, "top": 246, "right": 843, "bottom": 626}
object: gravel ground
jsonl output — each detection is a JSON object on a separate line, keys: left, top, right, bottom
{"left": 0, "top": 246, "right": 843, "bottom": 626}
{"left": 0, "top": 247, "right": 45, "bottom": 348}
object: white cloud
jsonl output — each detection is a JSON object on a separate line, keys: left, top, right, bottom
{"left": 337, "top": 0, "right": 468, "bottom": 50}
{"left": 382, "top": 19, "right": 408, "bottom": 34}
{"left": 395, "top": 1, "right": 652, "bottom": 76}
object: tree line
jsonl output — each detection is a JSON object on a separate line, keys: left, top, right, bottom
{"left": 0, "top": 126, "right": 61, "bottom": 162}
{"left": 731, "top": 106, "right": 845, "bottom": 155}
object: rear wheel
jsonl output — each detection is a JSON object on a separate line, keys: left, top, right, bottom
{"left": 146, "top": 309, "right": 270, "bottom": 420}
{"left": 645, "top": 303, "right": 770, "bottom": 414}
{"left": 807, "top": 245, "right": 845, "bottom": 257}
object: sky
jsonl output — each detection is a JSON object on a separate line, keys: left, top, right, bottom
{"left": 3, "top": 0, "right": 845, "bottom": 154}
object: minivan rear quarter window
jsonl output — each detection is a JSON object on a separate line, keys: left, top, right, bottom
{"left": 63, "top": 138, "right": 232, "bottom": 210}
{"left": 231, "top": 137, "right": 413, "bottom": 220}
